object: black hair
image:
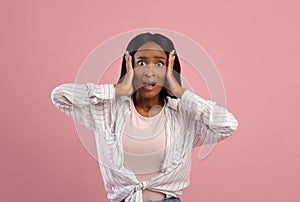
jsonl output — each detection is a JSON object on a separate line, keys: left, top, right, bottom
{"left": 118, "top": 32, "right": 182, "bottom": 102}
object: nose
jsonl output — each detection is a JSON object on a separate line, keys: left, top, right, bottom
{"left": 144, "top": 64, "right": 155, "bottom": 77}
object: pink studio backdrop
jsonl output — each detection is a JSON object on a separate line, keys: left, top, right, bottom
{"left": 1, "top": 0, "right": 299, "bottom": 201}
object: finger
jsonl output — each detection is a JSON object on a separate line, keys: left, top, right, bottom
{"left": 168, "top": 50, "right": 175, "bottom": 70}
{"left": 128, "top": 54, "right": 133, "bottom": 71}
{"left": 126, "top": 51, "right": 130, "bottom": 72}
{"left": 125, "top": 51, "right": 130, "bottom": 72}
{"left": 125, "top": 51, "right": 133, "bottom": 72}
{"left": 125, "top": 51, "right": 129, "bottom": 72}
{"left": 171, "top": 54, "right": 175, "bottom": 69}
{"left": 168, "top": 51, "right": 172, "bottom": 68}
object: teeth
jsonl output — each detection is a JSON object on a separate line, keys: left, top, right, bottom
{"left": 143, "top": 81, "right": 156, "bottom": 86}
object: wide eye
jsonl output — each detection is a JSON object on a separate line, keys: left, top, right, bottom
{"left": 156, "top": 62, "right": 164, "bottom": 67}
{"left": 137, "top": 61, "right": 146, "bottom": 66}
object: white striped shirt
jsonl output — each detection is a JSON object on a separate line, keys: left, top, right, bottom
{"left": 50, "top": 83, "right": 239, "bottom": 202}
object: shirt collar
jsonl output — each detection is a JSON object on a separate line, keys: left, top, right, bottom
{"left": 122, "top": 96, "right": 179, "bottom": 111}
{"left": 165, "top": 96, "right": 179, "bottom": 111}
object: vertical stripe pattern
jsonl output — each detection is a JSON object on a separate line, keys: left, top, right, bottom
{"left": 51, "top": 83, "right": 239, "bottom": 202}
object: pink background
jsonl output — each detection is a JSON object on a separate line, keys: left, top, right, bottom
{"left": 1, "top": 0, "right": 299, "bottom": 201}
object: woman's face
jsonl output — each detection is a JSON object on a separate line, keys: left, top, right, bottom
{"left": 132, "top": 42, "right": 167, "bottom": 100}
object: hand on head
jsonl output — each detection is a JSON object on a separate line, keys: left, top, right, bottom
{"left": 115, "top": 51, "right": 134, "bottom": 96}
{"left": 166, "top": 50, "right": 185, "bottom": 98}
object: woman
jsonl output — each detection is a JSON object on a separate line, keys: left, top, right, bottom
{"left": 51, "top": 33, "right": 239, "bottom": 202}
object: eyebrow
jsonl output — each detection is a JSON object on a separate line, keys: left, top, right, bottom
{"left": 135, "top": 56, "right": 166, "bottom": 60}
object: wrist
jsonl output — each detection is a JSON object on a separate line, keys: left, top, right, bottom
{"left": 175, "top": 87, "right": 186, "bottom": 98}
{"left": 114, "top": 83, "right": 132, "bottom": 96}
{"left": 114, "top": 84, "right": 121, "bottom": 96}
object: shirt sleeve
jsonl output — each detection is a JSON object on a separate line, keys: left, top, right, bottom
{"left": 50, "top": 83, "right": 115, "bottom": 131}
{"left": 180, "top": 90, "right": 239, "bottom": 146}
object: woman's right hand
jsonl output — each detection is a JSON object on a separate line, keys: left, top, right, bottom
{"left": 114, "top": 51, "right": 134, "bottom": 96}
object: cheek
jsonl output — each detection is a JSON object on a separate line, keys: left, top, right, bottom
{"left": 132, "top": 69, "right": 142, "bottom": 88}
{"left": 133, "top": 67, "right": 144, "bottom": 76}
{"left": 132, "top": 75, "right": 139, "bottom": 88}
{"left": 133, "top": 67, "right": 142, "bottom": 77}
{"left": 157, "top": 70, "right": 167, "bottom": 84}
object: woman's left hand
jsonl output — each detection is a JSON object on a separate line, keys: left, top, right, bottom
{"left": 166, "top": 50, "right": 186, "bottom": 98}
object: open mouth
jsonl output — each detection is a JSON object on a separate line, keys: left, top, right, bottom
{"left": 142, "top": 81, "right": 156, "bottom": 90}
{"left": 143, "top": 81, "right": 156, "bottom": 87}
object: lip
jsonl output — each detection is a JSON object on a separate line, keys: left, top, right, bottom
{"left": 142, "top": 80, "right": 156, "bottom": 91}
{"left": 143, "top": 85, "right": 155, "bottom": 90}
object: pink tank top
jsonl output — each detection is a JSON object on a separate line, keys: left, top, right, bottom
{"left": 122, "top": 99, "right": 166, "bottom": 180}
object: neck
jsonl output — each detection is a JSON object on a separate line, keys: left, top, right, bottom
{"left": 133, "top": 93, "right": 164, "bottom": 112}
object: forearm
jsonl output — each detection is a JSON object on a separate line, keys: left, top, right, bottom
{"left": 51, "top": 83, "right": 115, "bottom": 131}
{"left": 51, "top": 83, "right": 90, "bottom": 108}
{"left": 51, "top": 83, "right": 115, "bottom": 107}
{"left": 181, "top": 90, "right": 238, "bottom": 135}
{"left": 173, "top": 86, "right": 186, "bottom": 98}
